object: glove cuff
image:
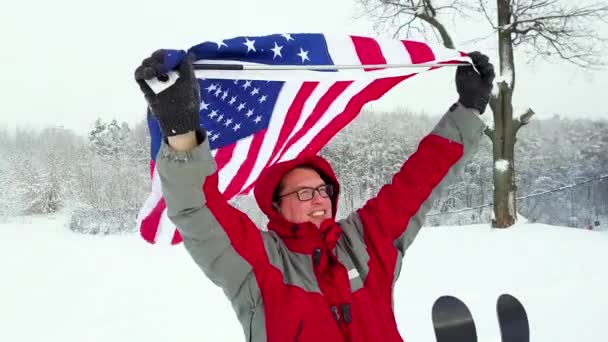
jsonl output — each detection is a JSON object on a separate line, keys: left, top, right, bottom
{"left": 158, "top": 110, "right": 201, "bottom": 137}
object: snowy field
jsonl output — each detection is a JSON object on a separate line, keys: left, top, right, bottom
{"left": 1, "top": 213, "right": 607, "bottom": 342}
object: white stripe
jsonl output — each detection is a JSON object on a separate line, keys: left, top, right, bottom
{"left": 269, "top": 81, "right": 334, "bottom": 165}
{"left": 154, "top": 208, "right": 176, "bottom": 245}
{"left": 377, "top": 38, "right": 413, "bottom": 65}
{"left": 218, "top": 135, "right": 253, "bottom": 192}
{"left": 136, "top": 166, "right": 163, "bottom": 226}
{"left": 239, "top": 83, "right": 301, "bottom": 191}
{"left": 324, "top": 34, "right": 361, "bottom": 67}
{"left": 430, "top": 44, "right": 467, "bottom": 63}
{"left": 278, "top": 79, "right": 371, "bottom": 162}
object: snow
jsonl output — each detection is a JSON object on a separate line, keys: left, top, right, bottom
{"left": 495, "top": 159, "right": 510, "bottom": 172}
{"left": 1, "top": 214, "right": 607, "bottom": 341}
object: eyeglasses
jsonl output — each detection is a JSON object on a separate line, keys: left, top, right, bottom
{"left": 278, "top": 184, "right": 334, "bottom": 202}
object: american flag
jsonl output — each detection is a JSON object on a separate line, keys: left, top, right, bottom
{"left": 137, "top": 33, "right": 468, "bottom": 245}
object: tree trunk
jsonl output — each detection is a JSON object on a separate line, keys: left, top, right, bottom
{"left": 491, "top": 0, "right": 518, "bottom": 228}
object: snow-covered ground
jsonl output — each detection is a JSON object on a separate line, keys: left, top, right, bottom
{"left": 1, "top": 214, "right": 607, "bottom": 341}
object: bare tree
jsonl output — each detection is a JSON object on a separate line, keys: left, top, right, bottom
{"left": 355, "top": 0, "right": 608, "bottom": 227}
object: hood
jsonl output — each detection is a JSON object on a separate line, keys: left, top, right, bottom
{"left": 254, "top": 154, "right": 340, "bottom": 224}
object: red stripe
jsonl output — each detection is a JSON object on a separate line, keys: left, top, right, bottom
{"left": 214, "top": 143, "right": 236, "bottom": 173}
{"left": 239, "top": 83, "right": 318, "bottom": 195}
{"left": 140, "top": 198, "right": 166, "bottom": 244}
{"left": 223, "top": 130, "right": 267, "bottom": 199}
{"left": 401, "top": 40, "right": 435, "bottom": 64}
{"left": 267, "top": 83, "right": 317, "bottom": 165}
{"left": 351, "top": 35, "right": 387, "bottom": 71}
{"left": 275, "top": 81, "right": 351, "bottom": 162}
{"left": 149, "top": 160, "right": 156, "bottom": 179}
{"left": 301, "top": 75, "right": 414, "bottom": 155}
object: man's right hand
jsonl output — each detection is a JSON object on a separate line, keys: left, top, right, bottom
{"left": 134, "top": 50, "right": 202, "bottom": 138}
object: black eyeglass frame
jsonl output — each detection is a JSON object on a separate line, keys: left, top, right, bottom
{"left": 277, "top": 184, "right": 334, "bottom": 202}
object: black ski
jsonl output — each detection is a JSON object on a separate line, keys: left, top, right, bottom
{"left": 432, "top": 295, "right": 477, "bottom": 342}
{"left": 497, "top": 294, "right": 529, "bottom": 342}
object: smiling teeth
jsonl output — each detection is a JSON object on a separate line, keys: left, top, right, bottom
{"left": 310, "top": 210, "right": 325, "bottom": 217}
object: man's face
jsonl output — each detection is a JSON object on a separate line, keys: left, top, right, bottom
{"left": 275, "top": 167, "right": 333, "bottom": 227}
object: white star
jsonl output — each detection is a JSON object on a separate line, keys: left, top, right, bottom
{"left": 200, "top": 101, "right": 210, "bottom": 110}
{"left": 214, "top": 88, "right": 223, "bottom": 97}
{"left": 232, "top": 123, "right": 241, "bottom": 131}
{"left": 208, "top": 110, "right": 218, "bottom": 119}
{"left": 271, "top": 42, "right": 283, "bottom": 59}
{"left": 250, "top": 87, "right": 260, "bottom": 96}
{"left": 213, "top": 40, "right": 228, "bottom": 49}
{"left": 221, "top": 91, "right": 229, "bottom": 101}
{"left": 258, "top": 95, "right": 267, "bottom": 103}
{"left": 281, "top": 33, "right": 294, "bottom": 41}
{"left": 253, "top": 116, "right": 262, "bottom": 124}
{"left": 217, "top": 114, "right": 224, "bottom": 122}
{"left": 233, "top": 80, "right": 239, "bottom": 84}
{"left": 297, "top": 48, "right": 310, "bottom": 63}
{"left": 229, "top": 96, "right": 237, "bottom": 105}
{"left": 243, "top": 38, "right": 256, "bottom": 52}
{"left": 205, "top": 84, "right": 218, "bottom": 93}
{"left": 242, "top": 80, "right": 252, "bottom": 89}
{"left": 246, "top": 109, "right": 254, "bottom": 117}
{"left": 237, "top": 103, "right": 246, "bottom": 111}
{"left": 211, "top": 133, "right": 220, "bottom": 141}
{"left": 224, "top": 118, "right": 233, "bottom": 127}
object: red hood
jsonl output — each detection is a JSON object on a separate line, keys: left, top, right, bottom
{"left": 254, "top": 154, "right": 340, "bottom": 227}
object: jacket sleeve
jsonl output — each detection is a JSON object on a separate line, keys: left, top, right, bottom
{"left": 155, "top": 134, "right": 268, "bottom": 309}
{"left": 357, "top": 103, "right": 486, "bottom": 256}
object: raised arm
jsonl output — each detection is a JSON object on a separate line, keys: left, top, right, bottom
{"left": 356, "top": 52, "right": 495, "bottom": 256}
{"left": 134, "top": 50, "right": 269, "bottom": 308}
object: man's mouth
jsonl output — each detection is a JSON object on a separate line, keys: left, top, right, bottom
{"left": 309, "top": 210, "right": 326, "bottom": 218}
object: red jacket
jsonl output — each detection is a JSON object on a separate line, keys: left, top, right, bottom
{"left": 156, "top": 104, "right": 485, "bottom": 341}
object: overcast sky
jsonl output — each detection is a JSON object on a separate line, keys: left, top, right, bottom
{"left": 1, "top": 0, "right": 607, "bottom": 133}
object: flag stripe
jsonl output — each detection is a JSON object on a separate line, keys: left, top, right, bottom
{"left": 224, "top": 130, "right": 268, "bottom": 199}
{"left": 274, "top": 81, "right": 352, "bottom": 163}
{"left": 350, "top": 35, "right": 387, "bottom": 71}
{"left": 401, "top": 40, "right": 435, "bottom": 64}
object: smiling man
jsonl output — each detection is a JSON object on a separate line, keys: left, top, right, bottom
{"left": 134, "top": 49, "right": 494, "bottom": 342}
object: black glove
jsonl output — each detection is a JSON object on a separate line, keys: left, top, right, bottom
{"left": 456, "top": 51, "right": 495, "bottom": 114}
{"left": 134, "top": 50, "right": 201, "bottom": 137}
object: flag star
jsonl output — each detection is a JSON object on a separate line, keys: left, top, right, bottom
{"left": 229, "top": 96, "right": 237, "bottom": 105}
{"left": 232, "top": 123, "right": 241, "bottom": 131}
{"left": 213, "top": 39, "right": 228, "bottom": 49}
{"left": 242, "top": 80, "right": 252, "bottom": 89}
{"left": 217, "top": 114, "right": 224, "bottom": 122}
{"left": 281, "top": 33, "right": 294, "bottom": 41}
{"left": 208, "top": 110, "right": 218, "bottom": 119}
{"left": 224, "top": 118, "right": 233, "bottom": 127}
{"left": 215, "top": 88, "right": 223, "bottom": 97}
{"left": 237, "top": 103, "right": 246, "bottom": 111}
{"left": 243, "top": 38, "right": 256, "bottom": 52}
{"left": 253, "top": 115, "right": 262, "bottom": 124}
{"left": 233, "top": 80, "right": 239, "bottom": 84}
{"left": 205, "top": 84, "right": 218, "bottom": 93}
{"left": 246, "top": 109, "right": 254, "bottom": 117}
{"left": 271, "top": 42, "right": 283, "bottom": 59}
{"left": 211, "top": 133, "right": 220, "bottom": 141}
{"left": 250, "top": 87, "right": 260, "bottom": 96}
{"left": 200, "top": 101, "right": 210, "bottom": 110}
{"left": 221, "top": 91, "right": 229, "bottom": 101}
{"left": 258, "top": 95, "right": 267, "bottom": 103}
{"left": 297, "top": 48, "right": 310, "bottom": 63}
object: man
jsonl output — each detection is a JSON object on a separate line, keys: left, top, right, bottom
{"left": 135, "top": 49, "right": 494, "bottom": 341}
